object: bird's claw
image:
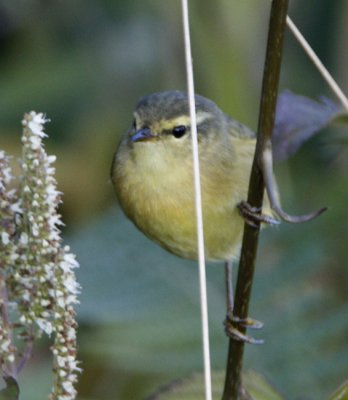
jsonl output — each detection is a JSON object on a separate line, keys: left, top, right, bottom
{"left": 224, "top": 313, "right": 264, "bottom": 345}
{"left": 237, "top": 200, "right": 280, "bottom": 227}
{"left": 232, "top": 315, "right": 264, "bottom": 330}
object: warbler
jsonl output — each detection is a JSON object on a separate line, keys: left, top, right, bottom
{"left": 111, "top": 90, "right": 273, "bottom": 262}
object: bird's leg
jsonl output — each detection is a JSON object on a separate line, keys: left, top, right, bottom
{"left": 224, "top": 260, "right": 264, "bottom": 344}
{"left": 237, "top": 200, "right": 280, "bottom": 228}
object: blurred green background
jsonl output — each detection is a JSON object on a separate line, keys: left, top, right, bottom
{"left": 0, "top": 0, "right": 347, "bottom": 399}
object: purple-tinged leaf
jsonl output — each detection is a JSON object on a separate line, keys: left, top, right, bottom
{"left": 273, "top": 91, "right": 343, "bottom": 162}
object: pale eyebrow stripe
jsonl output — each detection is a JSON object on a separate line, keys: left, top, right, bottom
{"left": 160, "top": 111, "right": 212, "bottom": 129}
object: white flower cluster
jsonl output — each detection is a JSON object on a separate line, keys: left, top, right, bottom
{"left": 0, "top": 113, "right": 81, "bottom": 398}
{"left": 0, "top": 152, "right": 18, "bottom": 374}
{"left": 18, "top": 112, "right": 64, "bottom": 331}
{"left": 8, "top": 112, "right": 80, "bottom": 400}
{"left": 49, "top": 247, "right": 81, "bottom": 400}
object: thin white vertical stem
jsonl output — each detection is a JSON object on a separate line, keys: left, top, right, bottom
{"left": 287, "top": 16, "right": 348, "bottom": 110}
{"left": 181, "top": 1, "right": 212, "bottom": 399}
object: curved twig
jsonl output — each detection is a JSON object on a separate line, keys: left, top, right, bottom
{"left": 261, "top": 145, "right": 328, "bottom": 223}
{"left": 16, "top": 325, "right": 34, "bottom": 374}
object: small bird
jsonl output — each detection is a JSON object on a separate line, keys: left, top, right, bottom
{"left": 111, "top": 90, "right": 331, "bottom": 343}
{"left": 111, "top": 90, "right": 277, "bottom": 343}
{"left": 111, "top": 90, "right": 273, "bottom": 263}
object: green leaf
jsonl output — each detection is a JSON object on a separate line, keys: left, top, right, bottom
{"left": 332, "top": 112, "right": 348, "bottom": 126}
{"left": 243, "top": 370, "right": 284, "bottom": 400}
{"left": 329, "top": 380, "right": 348, "bottom": 400}
{"left": 0, "top": 377, "right": 19, "bottom": 400}
{"left": 147, "top": 370, "right": 284, "bottom": 400}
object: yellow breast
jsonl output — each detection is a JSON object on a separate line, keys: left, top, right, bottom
{"left": 112, "top": 136, "right": 258, "bottom": 261}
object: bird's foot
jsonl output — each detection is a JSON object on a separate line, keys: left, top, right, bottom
{"left": 224, "top": 313, "right": 264, "bottom": 345}
{"left": 237, "top": 200, "right": 280, "bottom": 228}
{"left": 232, "top": 315, "right": 264, "bottom": 329}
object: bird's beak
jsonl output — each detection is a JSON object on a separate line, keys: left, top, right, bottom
{"left": 130, "top": 127, "right": 155, "bottom": 142}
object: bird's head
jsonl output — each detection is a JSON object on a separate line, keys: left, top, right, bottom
{"left": 128, "top": 91, "right": 226, "bottom": 152}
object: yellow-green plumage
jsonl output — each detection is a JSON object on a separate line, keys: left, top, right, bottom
{"left": 111, "top": 91, "right": 271, "bottom": 261}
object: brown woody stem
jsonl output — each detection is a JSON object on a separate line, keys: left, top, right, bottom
{"left": 222, "top": 0, "right": 289, "bottom": 398}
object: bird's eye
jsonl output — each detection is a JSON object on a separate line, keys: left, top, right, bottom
{"left": 172, "top": 125, "right": 187, "bottom": 138}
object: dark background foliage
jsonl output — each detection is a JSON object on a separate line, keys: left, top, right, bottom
{"left": 0, "top": 1, "right": 347, "bottom": 399}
